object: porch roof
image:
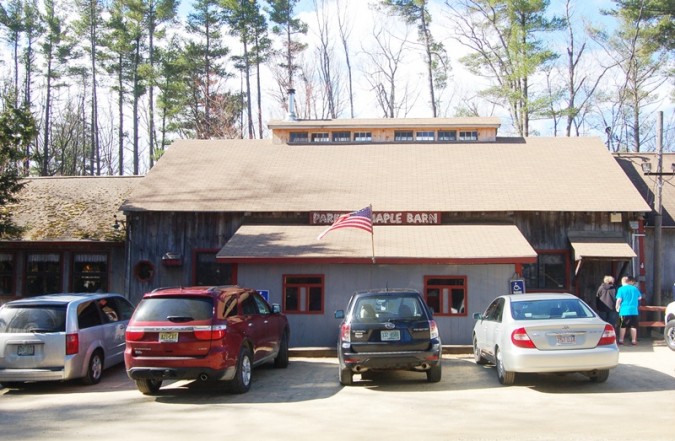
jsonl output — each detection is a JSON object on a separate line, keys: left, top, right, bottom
{"left": 568, "top": 233, "right": 637, "bottom": 261}
{"left": 216, "top": 224, "right": 537, "bottom": 265}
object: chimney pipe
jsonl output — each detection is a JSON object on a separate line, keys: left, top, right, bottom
{"left": 286, "top": 88, "right": 297, "bottom": 121}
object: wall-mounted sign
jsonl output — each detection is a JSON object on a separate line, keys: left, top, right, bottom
{"left": 257, "top": 290, "right": 270, "bottom": 301}
{"left": 310, "top": 211, "right": 441, "bottom": 225}
{"left": 510, "top": 279, "right": 526, "bottom": 294}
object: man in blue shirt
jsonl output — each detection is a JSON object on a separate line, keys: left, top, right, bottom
{"left": 616, "top": 275, "right": 642, "bottom": 345}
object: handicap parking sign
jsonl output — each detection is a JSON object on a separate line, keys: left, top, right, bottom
{"left": 510, "top": 280, "right": 525, "bottom": 294}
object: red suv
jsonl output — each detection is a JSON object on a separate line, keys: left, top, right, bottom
{"left": 124, "top": 286, "right": 290, "bottom": 395}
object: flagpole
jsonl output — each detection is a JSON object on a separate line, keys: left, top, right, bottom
{"left": 370, "top": 204, "right": 376, "bottom": 264}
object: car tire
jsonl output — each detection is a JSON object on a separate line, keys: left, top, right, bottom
{"left": 135, "top": 379, "right": 162, "bottom": 395}
{"left": 273, "top": 332, "right": 290, "bottom": 369}
{"left": 590, "top": 369, "right": 610, "bottom": 383}
{"left": 339, "top": 366, "right": 353, "bottom": 386}
{"left": 81, "top": 350, "right": 104, "bottom": 385}
{"left": 1, "top": 382, "right": 24, "bottom": 389}
{"left": 426, "top": 363, "right": 442, "bottom": 383}
{"left": 231, "top": 346, "right": 253, "bottom": 394}
{"left": 665, "top": 320, "right": 675, "bottom": 351}
{"left": 495, "top": 348, "right": 515, "bottom": 386}
{"left": 473, "top": 335, "right": 488, "bottom": 365}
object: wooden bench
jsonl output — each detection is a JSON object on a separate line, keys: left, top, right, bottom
{"left": 638, "top": 305, "right": 666, "bottom": 335}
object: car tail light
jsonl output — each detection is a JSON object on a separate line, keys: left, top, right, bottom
{"left": 340, "top": 323, "right": 351, "bottom": 343}
{"left": 194, "top": 325, "right": 227, "bottom": 340}
{"left": 429, "top": 320, "right": 439, "bottom": 339}
{"left": 511, "top": 327, "right": 536, "bottom": 348}
{"left": 598, "top": 324, "right": 617, "bottom": 346}
{"left": 125, "top": 328, "right": 145, "bottom": 342}
{"left": 66, "top": 333, "right": 79, "bottom": 355}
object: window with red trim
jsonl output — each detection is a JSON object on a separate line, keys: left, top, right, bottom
{"left": 193, "top": 250, "right": 235, "bottom": 285}
{"left": 283, "top": 275, "right": 324, "bottom": 314}
{"left": 424, "top": 276, "right": 467, "bottom": 316}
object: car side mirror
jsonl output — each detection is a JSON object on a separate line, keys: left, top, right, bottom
{"left": 473, "top": 312, "right": 484, "bottom": 320}
{"left": 272, "top": 304, "right": 281, "bottom": 314}
{"left": 334, "top": 310, "right": 345, "bottom": 319}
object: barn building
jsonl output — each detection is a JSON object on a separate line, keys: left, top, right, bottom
{"left": 119, "top": 117, "right": 650, "bottom": 347}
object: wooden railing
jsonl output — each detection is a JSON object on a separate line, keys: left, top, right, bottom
{"left": 638, "top": 305, "right": 667, "bottom": 334}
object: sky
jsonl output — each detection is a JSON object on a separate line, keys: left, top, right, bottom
{"left": 247, "top": 0, "right": 656, "bottom": 135}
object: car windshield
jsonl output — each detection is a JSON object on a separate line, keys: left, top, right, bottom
{"left": 510, "top": 298, "right": 595, "bottom": 320}
{"left": 0, "top": 305, "right": 67, "bottom": 333}
{"left": 353, "top": 294, "right": 424, "bottom": 322}
{"left": 133, "top": 296, "right": 214, "bottom": 321}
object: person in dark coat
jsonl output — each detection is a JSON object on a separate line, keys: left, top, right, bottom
{"left": 596, "top": 275, "right": 618, "bottom": 327}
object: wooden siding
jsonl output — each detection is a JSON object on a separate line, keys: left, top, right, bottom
{"left": 125, "top": 212, "right": 243, "bottom": 303}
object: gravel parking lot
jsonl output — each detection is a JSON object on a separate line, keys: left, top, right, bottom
{"left": 1, "top": 339, "right": 673, "bottom": 441}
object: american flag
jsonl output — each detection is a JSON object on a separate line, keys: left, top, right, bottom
{"left": 317, "top": 205, "right": 373, "bottom": 240}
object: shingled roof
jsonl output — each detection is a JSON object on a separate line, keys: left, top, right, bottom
{"left": 121, "top": 136, "right": 650, "bottom": 214}
{"left": 615, "top": 152, "right": 675, "bottom": 227}
{"left": 7, "top": 176, "right": 142, "bottom": 242}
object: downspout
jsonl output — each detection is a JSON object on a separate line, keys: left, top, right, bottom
{"left": 638, "top": 217, "right": 647, "bottom": 294}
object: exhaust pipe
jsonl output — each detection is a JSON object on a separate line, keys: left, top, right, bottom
{"left": 199, "top": 373, "right": 209, "bottom": 381}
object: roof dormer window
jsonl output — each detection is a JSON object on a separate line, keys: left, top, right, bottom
{"left": 353, "top": 132, "right": 372, "bottom": 142}
{"left": 394, "top": 131, "right": 414, "bottom": 141}
{"left": 459, "top": 131, "right": 478, "bottom": 141}
{"left": 290, "top": 132, "right": 309, "bottom": 143}
{"left": 332, "top": 131, "right": 351, "bottom": 142}
{"left": 438, "top": 130, "right": 457, "bottom": 142}
{"left": 311, "top": 133, "right": 330, "bottom": 143}
{"left": 416, "top": 131, "right": 435, "bottom": 142}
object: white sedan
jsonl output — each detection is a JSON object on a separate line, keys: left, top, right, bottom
{"left": 472, "top": 293, "right": 619, "bottom": 385}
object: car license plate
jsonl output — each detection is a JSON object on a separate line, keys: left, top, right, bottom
{"left": 17, "top": 344, "right": 35, "bottom": 356}
{"left": 556, "top": 334, "right": 575, "bottom": 345}
{"left": 159, "top": 332, "right": 179, "bottom": 343}
{"left": 381, "top": 330, "right": 400, "bottom": 341}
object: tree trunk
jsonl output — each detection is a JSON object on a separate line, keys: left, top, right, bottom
{"left": 420, "top": 9, "right": 436, "bottom": 118}
{"left": 118, "top": 54, "right": 124, "bottom": 176}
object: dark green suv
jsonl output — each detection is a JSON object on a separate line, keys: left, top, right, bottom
{"left": 334, "top": 289, "right": 442, "bottom": 386}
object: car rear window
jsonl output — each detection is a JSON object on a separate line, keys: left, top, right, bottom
{"left": 0, "top": 305, "right": 67, "bottom": 333}
{"left": 353, "top": 294, "right": 425, "bottom": 322}
{"left": 511, "top": 298, "right": 595, "bottom": 320}
{"left": 133, "top": 296, "right": 214, "bottom": 322}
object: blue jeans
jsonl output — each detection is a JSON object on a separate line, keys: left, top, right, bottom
{"left": 598, "top": 310, "right": 619, "bottom": 328}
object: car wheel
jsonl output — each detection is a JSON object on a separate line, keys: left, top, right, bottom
{"left": 81, "top": 350, "right": 104, "bottom": 385}
{"left": 665, "top": 320, "right": 675, "bottom": 351}
{"left": 1, "top": 382, "right": 24, "bottom": 389}
{"left": 495, "top": 348, "right": 515, "bottom": 386}
{"left": 473, "top": 335, "right": 488, "bottom": 365}
{"left": 426, "top": 363, "right": 442, "bottom": 383}
{"left": 231, "top": 346, "right": 253, "bottom": 394}
{"left": 135, "top": 379, "right": 162, "bottom": 395}
{"left": 339, "top": 366, "right": 353, "bottom": 386}
{"left": 273, "top": 331, "right": 290, "bottom": 368}
{"left": 590, "top": 369, "right": 610, "bottom": 383}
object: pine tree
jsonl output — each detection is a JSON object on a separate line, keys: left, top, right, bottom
{"left": 380, "top": 0, "right": 449, "bottom": 118}
{"left": 266, "top": 0, "right": 307, "bottom": 91}
{"left": 0, "top": 95, "right": 35, "bottom": 238}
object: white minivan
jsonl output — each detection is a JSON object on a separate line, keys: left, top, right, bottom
{"left": 0, "top": 293, "right": 134, "bottom": 387}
